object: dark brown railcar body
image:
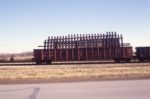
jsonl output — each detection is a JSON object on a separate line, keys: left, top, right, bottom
{"left": 136, "top": 47, "right": 150, "bottom": 62}
{"left": 34, "top": 49, "right": 52, "bottom": 64}
{"left": 34, "top": 32, "right": 132, "bottom": 64}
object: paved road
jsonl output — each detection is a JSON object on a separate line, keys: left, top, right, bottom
{"left": 0, "top": 79, "right": 150, "bottom": 99}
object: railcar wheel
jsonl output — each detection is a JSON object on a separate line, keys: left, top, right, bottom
{"left": 139, "top": 59, "right": 145, "bottom": 62}
{"left": 114, "top": 59, "right": 120, "bottom": 63}
{"left": 126, "top": 59, "right": 131, "bottom": 63}
{"left": 36, "top": 61, "right": 41, "bottom": 65}
{"left": 46, "top": 60, "right": 52, "bottom": 64}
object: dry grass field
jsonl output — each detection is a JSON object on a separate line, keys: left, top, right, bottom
{"left": 0, "top": 63, "right": 150, "bottom": 83}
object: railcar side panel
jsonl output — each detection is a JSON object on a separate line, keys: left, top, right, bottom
{"left": 136, "top": 47, "right": 150, "bottom": 61}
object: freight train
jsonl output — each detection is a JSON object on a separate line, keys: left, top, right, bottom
{"left": 33, "top": 32, "right": 150, "bottom": 64}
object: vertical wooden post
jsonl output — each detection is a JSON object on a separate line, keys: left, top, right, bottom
{"left": 70, "top": 34, "right": 73, "bottom": 60}
{"left": 94, "top": 33, "right": 97, "bottom": 60}
{"left": 120, "top": 34, "right": 124, "bottom": 59}
{"left": 149, "top": 47, "right": 150, "bottom": 58}
{"left": 44, "top": 40, "right": 46, "bottom": 49}
{"left": 47, "top": 37, "right": 49, "bottom": 49}
{"left": 88, "top": 34, "right": 90, "bottom": 59}
{"left": 99, "top": 34, "right": 102, "bottom": 59}
{"left": 103, "top": 34, "right": 106, "bottom": 59}
{"left": 77, "top": 34, "right": 80, "bottom": 61}
{"left": 111, "top": 32, "right": 114, "bottom": 58}
{"left": 50, "top": 36, "right": 52, "bottom": 49}
{"left": 62, "top": 36, "right": 64, "bottom": 61}
{"left": 54, "top": 36, "right": 57, "bottom": 61}
{"left": 97, "top": 33, "right": 100, "bottom": 60}
{"left": 82, "top": 34, "right": 84, "bottom": 60}
{"left": 59, "top": 36, "right": 61, "bottom": 61}
{"left": 51, "top": 36, "right": 53, "bottom": 49}
{"left": 91, "top": 34, "right": 94, "bottom": 60}
{"left": 114, "top": 32, "right": 117, "bottom": 58}
{"left": 50, "top": 36, "right": 52, "bottom": 60}
{"left": 112, "top": 32, "right": 114, "bottom": 47}
{"left": 65, "top": 36, "right": 68, "bottom": 61}
{"left": 41, "top": 50, "right": 43, "bottom": 61}
{"left": 109, "top": 32, "right": 111, "bottom": 59}
{"left": 73, "top": 34, "right": 75, "bottom": 60}
{"left": 47, "top": 37, "right": 50, "bottom": 60}
{"left": 85, "top": 34, "right": 88, "bottom": 60}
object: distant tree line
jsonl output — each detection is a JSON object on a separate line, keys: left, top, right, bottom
{"left": 0, "top": 52, "right": 33, "bottom": 62}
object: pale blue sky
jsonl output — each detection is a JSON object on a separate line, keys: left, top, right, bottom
{"left": 0, "top": 0, "right": 150, "bottom": 53}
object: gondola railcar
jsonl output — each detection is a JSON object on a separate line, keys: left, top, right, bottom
{"left": 136, "top": 47, "right": 150, "bottom": 62}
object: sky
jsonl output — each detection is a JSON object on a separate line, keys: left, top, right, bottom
{"left": 0, "top": 0, "right": 150, "bottom": 53}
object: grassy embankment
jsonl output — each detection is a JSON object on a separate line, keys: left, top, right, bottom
{"left": 0, "top": 63, "right": 150, "bottom": 83}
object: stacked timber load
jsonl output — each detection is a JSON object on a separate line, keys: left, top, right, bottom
{"left": 43, "top": 32, "right": 123, "bottom": 50}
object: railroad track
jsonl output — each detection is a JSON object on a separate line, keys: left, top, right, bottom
{"left": 0, "top": 60, "right": 150, "bottom": 66}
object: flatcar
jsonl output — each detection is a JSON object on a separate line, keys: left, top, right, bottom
{"left": 33, "top": 32, "right": 133, "bottom": 64}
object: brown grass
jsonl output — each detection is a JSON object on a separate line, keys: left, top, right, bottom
{"left": 0, "top": 63, "right": 150, "bottom": 81}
